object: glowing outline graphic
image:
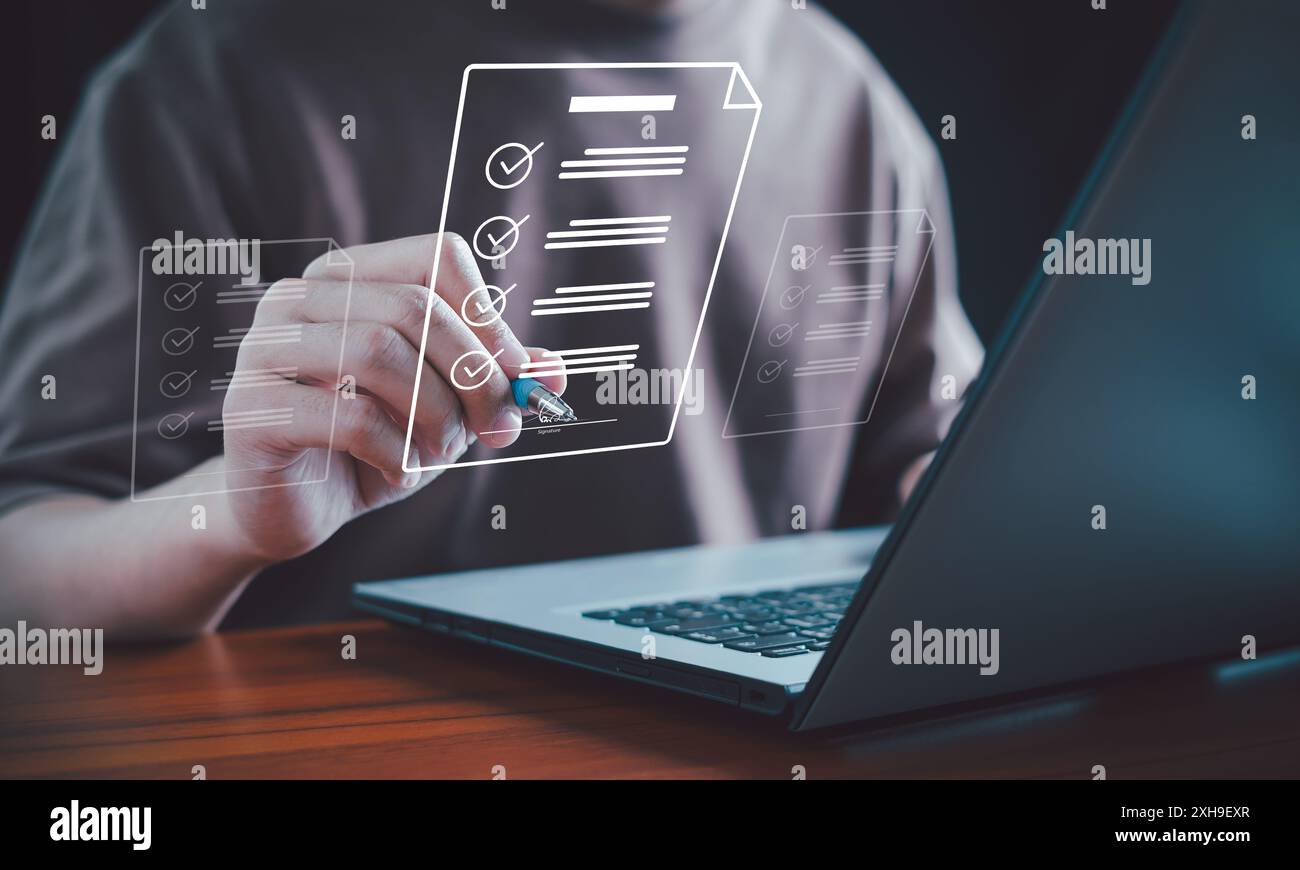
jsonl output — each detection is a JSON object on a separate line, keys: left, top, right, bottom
{"left": 404, "top": 62, "right": 762, "bottom": 473}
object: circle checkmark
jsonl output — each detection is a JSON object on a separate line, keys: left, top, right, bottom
{"left": 768, "top": 322, "right": 798, "bottom": 347}
{"left": 472, "top": 214, "right": 530, "bottom": 261}
{"left": 161, "top": 326, "right": 200, "bottom": 356}
{"left": 485, "top": 141, "right": 544, "bottom": 190}
{"left": 461, "top": 283, "right": 516, "bottom": 327}
{"left": 779, "top": 285, "right": 810, "bottom": 311}
{"left": 157, "top": 411, "right": 194, "bottom": 440}
{"left": 159, "top": 369, "right": 197, "bottom": 399}
{"left": 450, "top": 348, "right": 505, "bottom": 391}
{"left": 163, "top": 281, "right": 201, "bottom": 312}
{"left": 757, "top": 360, "right": 787, "bottom": 384}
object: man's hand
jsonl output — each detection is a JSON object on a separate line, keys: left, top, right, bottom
{"left": 219, "top": 233, "right": 564, "bottom": 563}
{"left": 899, "top": 451, "right": 934, "bottom": 505}
{"left": 0, "top": 234, "right": 566, "bottom": 637}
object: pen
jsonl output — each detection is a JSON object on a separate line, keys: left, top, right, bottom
{"left": 511, "top": 377, "right": 577, "bottom": 423}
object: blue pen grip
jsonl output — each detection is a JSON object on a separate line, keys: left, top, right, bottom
{"left": 512, "top": 378, "right": 540, "bottom": 408}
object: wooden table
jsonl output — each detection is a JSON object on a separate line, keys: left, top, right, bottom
{"left": 3, "top": 620, "right": 1299, "bottom": 779}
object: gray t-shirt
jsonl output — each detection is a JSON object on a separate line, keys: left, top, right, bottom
{"left": 0, "top": 0, "right": 981, "bottom": 627}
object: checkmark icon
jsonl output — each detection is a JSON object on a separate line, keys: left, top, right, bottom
{"left": 487, "top": 141, "right": 544, "bottom": 190}
{"left": 463, "top": 351, "right": 503, "bottom": 380}
{"left": 780, "top": 285, "right": 810, "bottom": 310}
{"left": 500, "top": 142, "right": 543, "bottom": 175}
{"left": 162, "top": 326, "right": 200, "bottom": 356}
{"left": 461, "top": 284, "right": 514, "bottom": 327}
{"left": 474, "top": 214, "right": 530, "bottom": 260}
{"left": 163, "top": 281, "right": 201, "bottom": 312}
{"left": 474, "top": 283, "right": 516, "bottom": 314}
{"left": 157, "top": 411, "right": 194, "bottom": 440}
{"left": 757, "top": 359, "right": 787, "bottom": 384}
{"left": 451, "top": 348, "right": 505, "bottom": 391}
{"left": 160, "top": 369, "right": 197, "bottom": 399}
{"left": 769, "top": 322, "right": 799, "bottom": 347}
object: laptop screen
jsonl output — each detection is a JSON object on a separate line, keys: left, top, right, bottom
{"left": 800, "top": 0, "right": 1300, "bottom": 728}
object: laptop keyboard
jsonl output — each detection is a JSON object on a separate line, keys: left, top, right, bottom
{"left": 582, "top": 581, "right": 858, "bottom": 658}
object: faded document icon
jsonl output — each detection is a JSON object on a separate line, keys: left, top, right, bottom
{"left": 131, "top": 238, "right": 354, "bottom": 501}
{"left": 407, "top": 62, "right": 761, "bottom": 472}
{"left": 723, "top": 210, "right": 936, "bottom": 438}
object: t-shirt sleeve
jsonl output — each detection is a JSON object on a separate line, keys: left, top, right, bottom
{"left": 0, "top": 13, "right": 239, "bottom": 516}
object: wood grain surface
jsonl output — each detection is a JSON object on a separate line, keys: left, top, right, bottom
{"left": 2, "top": 620, "right": 1299, "bottom": 779}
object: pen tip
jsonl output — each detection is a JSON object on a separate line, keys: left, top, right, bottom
{"left": 535, "top": 391, "right": 578, "bottom": 424}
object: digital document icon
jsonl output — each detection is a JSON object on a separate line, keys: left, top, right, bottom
{"left": 131, "top": 238, "right": 355, "bottom": 502}
{"left": 723, "top": 210, "right": 936, "bottom": 438}
{"left": 406, "top": 62, "right": 762, "bottom": 473}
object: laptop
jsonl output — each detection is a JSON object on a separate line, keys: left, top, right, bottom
{"left": 354, "top": 0, "right": 1300, "bottom": 730}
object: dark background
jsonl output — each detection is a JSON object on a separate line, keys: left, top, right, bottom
{"left": 4, "top": 0, "right": 1180, "bottom": 341}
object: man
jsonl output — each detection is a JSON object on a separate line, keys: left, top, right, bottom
{"left": 0, "top": 0, "right": 981, "bottom": 637}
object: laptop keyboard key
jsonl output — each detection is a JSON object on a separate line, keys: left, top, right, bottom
{"left": 723, "top": 632, "right": 808, "bottom": 652}
{"left": 682, "top": 628, "right": 756, "bottom": 644}
{"left": 783, "top": 615, "right": 834, "bottom": 629}
{"left": 582, "top": 610, "right": 621, "bottom": 620}
{"left": 740, "top": 621, "right": 790, "bottom": 636}
{"left": 614, "top": 613, "right": 667, "bottom": 628}
{"left": 657, "top": 617, "right": 740, "bottom": 634}
{"left": 762, "top": 646, "right": 810, "bottom": 658}
{"left": 798, "top": 628, "right": 836, "bottom": 641}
